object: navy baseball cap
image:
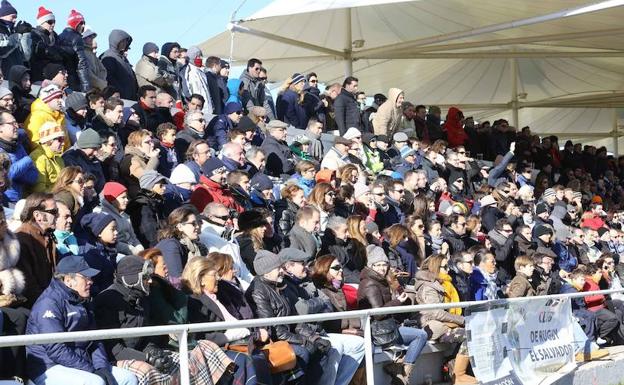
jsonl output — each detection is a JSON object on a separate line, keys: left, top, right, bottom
{"left": 56, "top": 255, "right": 100, "bottom": 277}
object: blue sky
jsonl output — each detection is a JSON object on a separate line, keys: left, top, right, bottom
{"left": 13, "top": 0, "right": 272, "bottom": 64}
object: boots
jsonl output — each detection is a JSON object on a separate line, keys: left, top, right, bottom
{"left": 383, "top": 362, "right": 414, "bottom": 385}
{"left": 452, "top": 354, "right": 478, "bottom": 384}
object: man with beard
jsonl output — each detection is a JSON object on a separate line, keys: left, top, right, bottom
{"left": 286, "top": 205, "right": 321, "bottom": 258}
{"left": 0, "top": 109, "right": 37, "bottom": 204}
{"left": 442, "top": 213, "right": 468, "bottom": 254}
{"left": 190, "top": 157, "right": 242, "bottom": 213}
{"left": 199, "top": 202, "right": 253, "bottom": 286}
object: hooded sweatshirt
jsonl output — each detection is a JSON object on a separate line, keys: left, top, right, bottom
{"left": 100, "top": 29, "right": 138, "bottom": 99}
{"left": 444, "top": 107, "right": 467, "bottom": 148}
{"left": 372, "top": 88, "right": 403, "bottom": 136}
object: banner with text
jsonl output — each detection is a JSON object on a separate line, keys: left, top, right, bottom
{"left": 465, "top": 297, "right": 576, "bottom": 385}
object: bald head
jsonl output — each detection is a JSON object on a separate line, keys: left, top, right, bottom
{"left": 156, "top": 92, "right": 174, "bottom": 108}
{"left": 221, "top": 142, "right": 245, "bottom": 165}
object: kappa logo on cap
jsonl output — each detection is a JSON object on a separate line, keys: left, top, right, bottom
{"left": 211, "top": 166, "right": 227, "bottom": 176}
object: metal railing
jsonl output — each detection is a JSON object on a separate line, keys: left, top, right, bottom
{"left": 1, "top": 288, "right": 622, "bottom": 385}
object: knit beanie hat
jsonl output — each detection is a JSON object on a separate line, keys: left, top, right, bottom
{"left": 36, "top": 6, "right": 54, "bottom": 25}
{"left": 0, "top": 86, "right": 11, "bottom": 99}
{"left": 80, "top": 212, "right": 116, "bottom": 238}
{"left": 366, "top": 245, "right": 389, "bottom": 267}
{"left": 542, "top": 188, "right": 556, "bottom": 200}
{"left": 201, "top": 158, "right": 227, "bottom": 178}
{"left": 253, "top": 250, "right": 282, "bottom": 275}
{"left": 225, "top": 101, "right": 243, "bottom": 115}
{"left": 365, "top": 221, "right": 379, "bottom": 235}
{"left": 139, "top": 170, "right": 167, "bottom": 190}
{"left": 161, "top": 42, "right": 180, "bottom": 59}
{"left": 38, "top": 122, "right": 64, "bottom": 144}
{"left": 278, "top": 247, "right": 311, "bottom": 264}
{"left": 186, "top": 46, "right": 203, "bottom": 60}
{"left": 67, "top": 9, "right": 85, "bottom": 30}
{"left": 534, "top": 224, "right": 553, "bottom": 239}
{"left": 39, "top": 84, "right": 63, "bottom": 103}
{"left": 65, "top": 92, "right": 88, "bottom": 112}
{"left": 400, "top": 146, "right": 416, "bottom": 159}
{"left": 353, "top": 183, "right": 370, "bottom": 199}
{"left": 82, "top": 25, "right": 96, "bottom": 39}
{"left": 43, "top": 63, "right": 66, "bottom": 81}
{"left": 0, "top": 1, "right": 16, "bottom": 18}
{"left": 102, "top": 182, "right": 127, "bottom": 203}
{"left": 142, "top": 42, "right": 159, "bottom": 56}
{"left": 170, "top": 164, "right": 197, "bottom": 185}
{"left": 535, "top": 202, "right": 550, "bottom": 216}
{"left": 291, "top": 73, "right": 305, "bottom": 85}
{"left": 76, "top": 128, "right": 102, "bottom": 149}
{"left": 343, "top": 127, "right": 361, "bottom": 141}
{"left": 116, "top": 255, "right": 148, "bottom": 279}
{"left": 237, "top": 210, "right": 268, "bottom": 232}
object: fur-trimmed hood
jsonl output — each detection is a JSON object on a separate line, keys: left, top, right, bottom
{"left": 0, "top": 231, "right": 24, "bottom": 295}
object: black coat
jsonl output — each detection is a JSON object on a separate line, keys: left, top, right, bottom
{"left": 205, "top": 70, "right": 223, "bottom": 115}
{"left": 216, "top": 279, "right": 255, "bottom": 321}
{"left": 57, "top": 27, "right": 90, "bottom": 91}
{"left": 100, "top": 30, "right": 139, "bottom": 100}
{"left": 357, "top": 267, "right": 403, "bottom": 321}
{"left": 127, "top": 190, "right": 166, "bottom": 248}
{"left": 174, "top": 127, "right": 206, "bottom": 162}
{"left": 320, "top": 231, "right": 364, "bottom": 284}
{"left": 442, "top": 226, "right": 467, "bottom": 254}
{"left": 333, "top": 89, "right": 361, "bottom": 135}
{"left": 261, "top": 135, "right": 295, "bottom": 177}
{"left": 450, "top": 267, "right": 473, "bottom": 301}
{"left": 30, "top": 26, "right": 64, "bottom": 82}
{"left": 186, "top": 293, "right": 230, "bottom": 346}
{"left": 94, "top": 281, "right": 164, "bottom": 361}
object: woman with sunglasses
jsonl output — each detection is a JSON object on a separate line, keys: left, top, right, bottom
{"left": 52, "top": 166, "right": 89, "bottom": 217}
{"left": 155, "top": 206, "right": 207, "bottom": 287}
{"left": 308, "top": 182, "right": 335, "bottom": 234}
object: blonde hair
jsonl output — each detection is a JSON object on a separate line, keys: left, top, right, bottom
{"left": 181, "top": 256, "right": 217, "bottom": 295}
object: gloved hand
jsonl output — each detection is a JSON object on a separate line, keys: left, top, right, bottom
{"left": 144, "top": 345, "right": 176, "bottom": 373}
{"left": 94, "top": 368, "right": 119, "bottom": 385}
{"left": 14, "top": 21, "right": 32, "bottom": 34}
{"left": 313, "top": 337, "right": 332, "bottom": 355}
{"left": 303, "top": 339, "right": 318, "bottom": 356}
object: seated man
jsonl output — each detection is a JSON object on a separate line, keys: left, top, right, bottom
{"left": 25, "top": 255, "right": 138, "bottom": 385}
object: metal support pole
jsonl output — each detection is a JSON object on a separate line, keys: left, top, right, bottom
{"left": 179, "top": 329, "right": 190, "bottom": 385}
{"left": 510, "top": 58, "right": 519, "bottom": 128}
{"left": 344, "top": 7, "right": 353, "bottom": 77}
{"left": 613, "top": 108, "right": 619, "bottom": 156}
{"left": 363, "top": 315, "right": 375, "bottom": 385}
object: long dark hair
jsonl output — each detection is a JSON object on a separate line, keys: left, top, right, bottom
{"left": 158, "top": 205, "right": 199, "bottom": 241}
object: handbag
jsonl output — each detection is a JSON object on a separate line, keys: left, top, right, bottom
{"left": 371, "top": 318, "right": 401, "bottom": 348}
{"left": 226, "top": 340, "right": 297, "bottom": 374}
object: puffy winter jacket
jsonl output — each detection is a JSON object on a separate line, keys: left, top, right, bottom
{"left": 25, "top": 99, "right": 69, "bottom": 150}
{"left": 100, "top": 30, "right": 138, "bottom": 100}
{"left": 0, "top": 136, "right": 38, "bottom": 203}
{"left": 333, "top": 88, "right": 361, "bottom": 135}
{"left": 357, "top": 267, "right": 403, "bottom": 321}
{"left": 443, "top": 107, "right": 467, "bottom": 148}
{"left": 372, "top": 88, "right": 403, "bottom": 136}
{"left": 26, "top": 279, "right": 110, "bottom": 380}
{"left": 29, "top": 26, "right": 65, "bottom": 83}
{"left": 62, "top": 148, "right": 106, "bottom": 193}
{"left": 58, "top": 27, "right": 91, "bottom": 92}
{"left": 127, "top": 190, "right": 166, "bottom": 248}
{"left": 413, "top": 270, "right": 464, "bottom": 328}
{"left": 29, "top": 144, "right": 64, "bottom": 193}
{"left": 0, "top": 21, "right": 29, "bottom": 80}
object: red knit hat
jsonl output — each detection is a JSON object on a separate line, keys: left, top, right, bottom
{"left": 102, "top": 182, "right": 127, "bottom": 203}
{"left": 67, "top": 9, "right": 84, "bottom": 30}
{"left": 36, "top": 6, "right": 54, "bottom": 25}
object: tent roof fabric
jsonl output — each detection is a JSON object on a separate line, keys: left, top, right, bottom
{"left": 198, "top": 0, "right": 624, "bottom": 145}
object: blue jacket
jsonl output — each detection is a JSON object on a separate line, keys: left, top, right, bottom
{"left": 221, "top": 156, "right": 242, "bottom": 172}
{"left": 0, "top": 137, "right": 38, "bottom": 203}
{"left": 62, "top": 148, "right": 106, "bottom": 193}
{"left": 26, "top": 279, "right": 111, "bottom": 380}
{"left": 276, "top": 89, "right": 306, "bottom": 129}
{"left": 290, "top": 173, "right": 315, "bottom": 197}
{"left": 206, "top": 114, "right": 234, "bottom": 151}
{"left": 80, "top": 241, "right": 119, "bottom": 297}
{"left": 226, "top": 78, "right": 242, "bottom": 104}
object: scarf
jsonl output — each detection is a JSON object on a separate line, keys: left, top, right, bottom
{"left": 431, "top": 235, "right": 444, "bottom": 253}
{"left": 477, "top": 267, "right": 499, "bottom": 300}
{"left": 0, "top": 137, "right": 17, "bottom": 153}
{"left": 438, "top": 272, "right": 461, "bottom": 315}
{"left": 206, "top": 292, "right": 238, "bottom": 322}
{"left": 180, "top": 236, "right": 205, "bottom": 259}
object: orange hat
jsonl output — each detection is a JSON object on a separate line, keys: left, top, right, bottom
{"left": 315, "top": 169, "right": 335, "bottom": 184}
{"left": 592, "top": 195, "right": 603, "bottom": 204}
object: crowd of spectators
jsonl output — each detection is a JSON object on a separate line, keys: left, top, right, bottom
{"left": 0, "top": 2, "right": 623, "bottom": 385}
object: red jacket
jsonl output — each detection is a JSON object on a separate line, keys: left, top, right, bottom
{"left": 583, "top": 278, "right": 605, "bottom": 312}
{"left": 190, "top": 176, "right": 243, "bottom": 213}
{"left": 443, "top": 107, "right": 467, "bottom": 148}
{"left": 580, "top": 213, "right": 605, "bottom": 230}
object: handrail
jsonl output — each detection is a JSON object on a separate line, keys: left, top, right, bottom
{"left": 0, "top": 288, "right": 620, "bottom": 347}
{"left": 3, "top": 288, "right": 621, "bottom": 385}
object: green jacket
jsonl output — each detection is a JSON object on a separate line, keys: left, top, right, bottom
{"left": 364, "top": 146, "right": 384, "bottom": 174}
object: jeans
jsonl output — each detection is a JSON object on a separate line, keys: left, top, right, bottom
{"left": 315, "top": 333, "right": 366, "bottom": 385}
{"left": 33, "top": 365, "right": 138, "bottom": 385}
{"left": 399, "top": 326, "right": 428, "bottom": 364}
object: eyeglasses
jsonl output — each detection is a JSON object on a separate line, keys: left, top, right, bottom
{"left": 183, "top": 221, "right": 200, "bottom": 227}
{"left": 440, "top": 265, "right": 449, "bottom": 270}
{"left": 372, "top": 262, "right": 389, "bottom": 268}
{"left": 416, "top": 224, "right": 425, "bottom": 229}
{"left": 212, "top": 214, "right": 230, "bottom": 221}
{"left": 330, "top": 265, "right": 343, "bottom": 271}
{"left": 235, "top": 111, "right": 243, "bottom": 115}
{"left": 457, "top": 151, "right": 466, "bottom": 155}
{"left": 258, "top": 77, "right": 267, "bottom": 81}
{"left": 309, "top": 79, "right": 318, "bottom": 83}
{"left": 394, "top": 189, "right": 405, "bottom": 193}
{"left": 326, "top": 192, "right": 336, "bottom": 197}
{"left": 501, "top": 228, "right": 513, "bottom": 233}
{"left": 38, "top": 207, "right": 58, "bottom": 217}
{"left": 46, "top": 20, "right": 55, "bottom": 25}
{"left": 72, "top": 178, "right": 85, "bottom": 185}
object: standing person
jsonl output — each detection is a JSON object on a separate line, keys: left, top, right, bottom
{"left": 204, "top": 56, "right": 224, "bottom": 115}
{"left": 180, "top": 46, "right": 212, "bottom": 115}
{"left": 15, "top": 193, "right": 58, "bottom": 307}
{"left": 372, "top": 88, "right": 404, "bottom": 137}
{"left": 276, "top": 73, "right": 307, "bottom": 129}
{"left": 0, "top": 1, "right": 29, "bottom": 78}
{"left": 26, "top": 255, "right": 138, "bottom": 385}
{"left": 239, "top": 58, "right": 271, "bottom": 113}
{"left": 158, "top": 42, "right": 182, "bottom": 100}
{"left": 8, "top": 65, "right": 34, "bottom": 123}
{"left": 119, "top": 129, "right": 160, "bottom": 200}
{"left": 30, "top": 6, "right": 64, "bottom": 83}
{"left": 0, "top": 109, "right": 38, "bottom": 204}
{"left": 81, "top": 26, "right": 107, "bottom": 91}
{"left": 135, "top": 42, "right": 175, "bottom": 95}
{"left": 29, "top": 122, "right": 65, "bottom": 192}
{"left": 100, "top": 29, "right": 138, "bottom": 100}
{"left": 57, "top": 9, "right": 90, "bottom": 92}
{"left": 333, "top": 76, "right": 361, "bottom": 135}
{"left": 444, "top": 107, "right": 467, "bottom": 149}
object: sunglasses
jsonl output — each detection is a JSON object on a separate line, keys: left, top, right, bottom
{"left": 212, "top": 214, "right": 231, "bottom": 221}
{"left": 258, "top": 77, "right": 267, "bottom": 81}
{"left": 73, "top": 178, "right": 85, "bottom": 185}
{"left": 330, "top": 265, "right": 343, "bottom": 271}
{"left": 38, "top": 207, "right": 58, "bottom": 216}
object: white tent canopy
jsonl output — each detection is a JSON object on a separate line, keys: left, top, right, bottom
{"left": 198, "top": 0, "right": 624, "bottom": 152}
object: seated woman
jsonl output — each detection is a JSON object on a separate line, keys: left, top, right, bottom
{"left": 357, "top": 245, "right": 428, "bottom": 385}
{"left": 79, "top": 212, "right": 119, "bottom": 296}
{"left": 100, "top": 182, "right": 144, "bottom": 256}
{"left": 181, "top": 255, "right": 270, "bottom": 385}
{"left": 413, "top": 254, "right": 477, "bottom": 384}
{"left": 156, "top": 206, "right": 207, "bottom": 286}
{"left": 236, "top": 210, "right": 270, "bottom": 275}
{"left": 95, "top": 255, "right": 235, "bottom": 385}
{"left": 274, "top": 184, "right": 306, "bottom": 242}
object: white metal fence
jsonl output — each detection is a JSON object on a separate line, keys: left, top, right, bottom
{"left": 1, "top": 288, "right": 623, "bottom": 385}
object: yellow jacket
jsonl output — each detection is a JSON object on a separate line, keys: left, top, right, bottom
{"left": 29, "top": 144, "right": 64, "bottom": 193}
{"left": 24, "top": 99, "right": 70, "bottom": 151}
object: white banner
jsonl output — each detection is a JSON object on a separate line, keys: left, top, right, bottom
{"left": 466, "top": 297, "right": 576, "bottom": 385}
